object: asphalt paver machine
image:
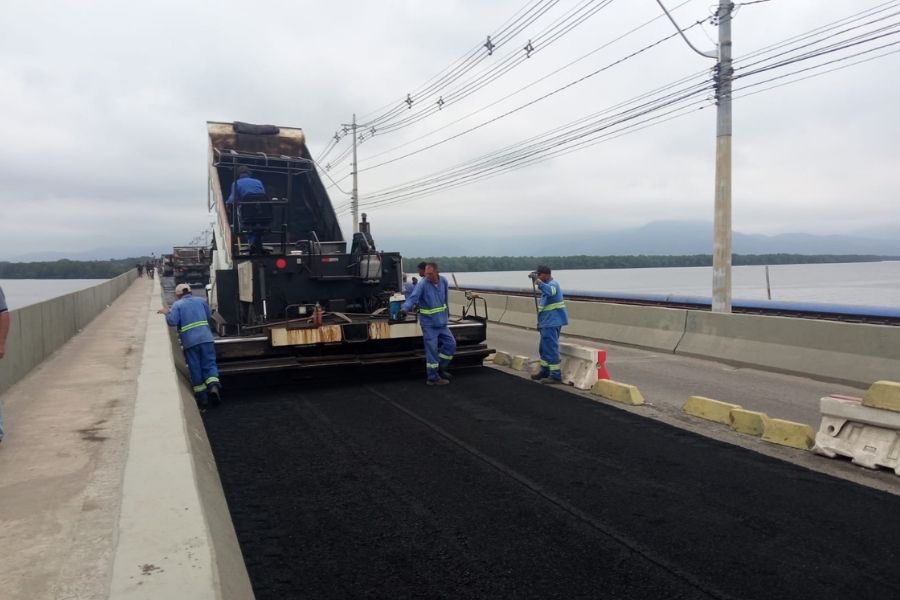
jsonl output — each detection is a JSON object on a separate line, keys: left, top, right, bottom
{"left": 205, "top": 121, "right": 491, "bottom": 375}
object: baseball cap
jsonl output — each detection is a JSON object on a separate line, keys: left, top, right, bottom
{"left": 175, "top": 283, "right": 192, "bottom": 296}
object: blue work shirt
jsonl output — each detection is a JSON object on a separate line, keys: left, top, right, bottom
{"left": 403, "top": 276, "right": 450, "bottom": 328}
{"left": 402, "top": 282, "right": 415, "bottom": 296}
{"left": 166, "top": 294, "right": 215, "bottom": 349}
{"left": 537, "top": 277, "right": 568, "bottom": 328}
{"left": 226, "top": 175, "right": 266, "bottom": 205}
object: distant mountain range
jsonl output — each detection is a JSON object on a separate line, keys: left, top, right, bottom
{"left": 4, "top": 221, "right": 898, "bottom": 261}
{"left": 385, "top": 220, "right": 900, "bottom": 257}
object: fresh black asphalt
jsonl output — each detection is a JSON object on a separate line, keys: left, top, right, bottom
{"left": 202, "top": 367, "right": 900, "bottom": 600}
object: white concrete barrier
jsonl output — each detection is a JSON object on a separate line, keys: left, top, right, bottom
{"left": 559, "top": 343, "right": 601, "bottom": 390}
{"left": 814, "top": 395, "right": 900, "bottom": 475}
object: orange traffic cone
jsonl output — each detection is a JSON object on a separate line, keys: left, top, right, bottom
{"left": 598, "top": 350, "right": 611, "bottom": 380}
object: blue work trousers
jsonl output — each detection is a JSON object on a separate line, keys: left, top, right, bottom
{"left": 423, "top": 326, "right": 456, "bottom": 381}
{"left": 538, "top": 326, "right": 562, "bottom": 380}
{"left": 184, "top": 342, "right": 220, "bottom": 401}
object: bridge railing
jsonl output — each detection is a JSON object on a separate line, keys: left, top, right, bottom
{"left": 0, "top": 271, "right": 138, "bottom": 395}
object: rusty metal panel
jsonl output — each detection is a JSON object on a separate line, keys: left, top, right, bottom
{"left": 270, "top": 325, "right": 343, "bottom": 347}
{"left": 369, "top": 321, "right": 422, "bottom": 340}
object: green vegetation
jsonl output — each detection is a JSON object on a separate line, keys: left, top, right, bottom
{"left": 0, "top": 257, "right": 153, "bottom": 279}
{"left": 403, "top": 254, "right": 897, "bottom": 273}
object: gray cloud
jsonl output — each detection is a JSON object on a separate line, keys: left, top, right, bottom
{"left": 1, "top": 0, "right": 898, "bottom": 260}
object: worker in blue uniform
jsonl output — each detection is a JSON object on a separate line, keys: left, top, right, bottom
{"left": 159, "top": 283, "right": 222, "bottom": 407}
{"left": 401, "top": 262, "right": 456, "bottom": 386}
{"left": 402, "top": 275, "right": 415, "bottom": 296}
{"left": 226, "top": 165, "right": 266, "bottom": 250}
{"left": 530, "top": 265, "right": 568, "bottom": 384}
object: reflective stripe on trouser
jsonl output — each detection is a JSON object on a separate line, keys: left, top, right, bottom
{"left": 538, "top": 326, "right": 562, "bottom": 380}
{"left": 423, "top": 326, "right": 456, "bottom": 380}
{"left": 185, "top": 342, "right": 219, "bottom": 401}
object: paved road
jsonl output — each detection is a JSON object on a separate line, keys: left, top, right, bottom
{"left": 487, "top": 321, "right": 865, "bottom": 427}
{"left": 204, "top": 368, "right": 900, "bottom": 600}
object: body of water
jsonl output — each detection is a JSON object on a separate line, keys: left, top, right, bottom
{"left": 2, "top": 262, "right": 898, "bottom": 311}
{"left": 0, "top": 279, "right": 106, "bottom": 310}
{"left": 449, "top": 261, "right": 900, "bottom": 308}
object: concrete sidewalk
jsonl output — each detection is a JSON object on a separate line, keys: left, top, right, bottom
{"left": 0, "top": 277, "right": 152, "bottom": 599}
{"left": 0, "top": 277, "right": 252, "bottom": 600}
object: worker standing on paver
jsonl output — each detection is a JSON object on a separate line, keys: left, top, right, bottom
{"left": 0, "top": 285, "right": 9, "bottom": 442}
{"left": 401, "top": 262, "right": 455, "bottom": 386}
{"left": 158, "top": 283, "right": 222, "bottom": 408}
{"left": 530, "top": 265, "right": 568, "bottom": 384}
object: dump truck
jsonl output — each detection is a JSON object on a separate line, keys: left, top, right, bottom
{"left": 172, "top": 246, "right": 211, "bottom": 287}
{"left": 205, "top": 121, "right": 491, "bottom": 375}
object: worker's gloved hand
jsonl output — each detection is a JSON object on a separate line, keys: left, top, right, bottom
{"left": 528, "top": 271, "right": 539, "bottom": 281}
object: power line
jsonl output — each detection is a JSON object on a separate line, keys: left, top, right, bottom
{"left": 339, "top": 4, "right": 900, "bottom": 213}
{"left": 357, "top": 18, "right": 709, "bottom": 175}
{"left": 355, "top": 0, "right": 696, "bottom": 167}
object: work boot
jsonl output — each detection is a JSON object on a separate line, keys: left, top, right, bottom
{"left": 426, "top": 378, "right": 450, "bottom": 386}
{"left": 531, "top": 371, "right": 549, "bottom": 381}
{"left": 541, "top": 377, "right": 562, "bottom": 385}
{"left": 439, "top": 369, "right": 453, "bottom": 380}
{"left": 208, "top": 384, "right": 222, "bottom": 407}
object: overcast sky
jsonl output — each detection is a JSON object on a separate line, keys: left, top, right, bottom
{"left": 1, "top": 0, "right": 898, "bottom": 260}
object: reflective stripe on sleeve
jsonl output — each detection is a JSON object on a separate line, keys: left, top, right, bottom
{"left": 419, "top": 304, "right": 448, "bottom": 315}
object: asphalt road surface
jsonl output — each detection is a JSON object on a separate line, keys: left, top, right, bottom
{"left": 203, "top": 367, "right": 900, "bottom": 600}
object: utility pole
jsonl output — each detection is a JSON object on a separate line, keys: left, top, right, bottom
{"left": 711, "top": 0, "right": 733, "bottom": 313}
{"left": 656, "top": 0, "right": 733, "bottom": 312}
{"left": 341, "top": 114, "right": 360, "bottom": 233}
{"left": 350, "top": 114, "right": 359, "bottom": 234}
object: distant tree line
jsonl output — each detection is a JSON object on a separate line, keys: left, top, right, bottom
{"left": 0, "top": 257, "right": 153, "bottom": 279}
{"left": 402, "top": 254, "right": 898, "bottom": 273}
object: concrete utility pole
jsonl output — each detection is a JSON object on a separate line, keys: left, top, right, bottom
{"left": 656, "top": 0, "right": 733, "bottom": 312}
{"left": 351, "top": 114, "right": 359, "bottom": 234}
{"left": 711, "top": 1, "right": 733, "bottom": 313}
{"left": 341, "top": 114, "right": 361, "bottom": 233}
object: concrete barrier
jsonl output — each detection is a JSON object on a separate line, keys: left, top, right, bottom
{"left": 677, "top": 311, "right": 900, "bottom": 388}
{"left": 761, "top": 418, "right": 815, "bottom": 450}
{"left": 450, "top": 289, "right": 900, "bottom": 387}
{"left": 558, "top": 342, "right": 601, "bottom": 390}
{"left": 111, "top": 277, "right": 252, "bottom": 599}
{"left": 0, "top": 271, "right": 137, "bottom": 395}
{"left": 862, "top": 380, "right": 900, "bottom": 412}
{"left": 729, "top": 408, "right": 769, "bottom": 436}
{"left": 682, "top": 396, "right": 742, "bottom": 425}
{"left": 590, "top": 380, "right": 645, "bottom": 406}
{"left": 814, "top": 395, "right": 900, "bottom": 475}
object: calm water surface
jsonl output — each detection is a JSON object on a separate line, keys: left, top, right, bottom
{"left": 0, "top": 279, "right": 105, "bottom": 310}
{"left": 450, "top": 261, "right": 900, "bottom": 308}
{"left": 2, "top": 262, "right": 898, "bottom": 311}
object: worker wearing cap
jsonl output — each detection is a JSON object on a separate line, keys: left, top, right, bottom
{"left": 529, "top": 265, "right": 568, "bottom": 384}
{"left": 401, "top": 262, "right": 455, "bottom": 386}
{"left": 159, "top": 284, "right": 222, "bottom": 407}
